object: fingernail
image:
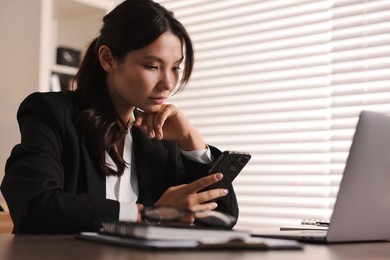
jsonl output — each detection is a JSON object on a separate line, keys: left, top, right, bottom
{"left": 223, "top": 189, "right": 228, "bottom": 195}
{"left": 216, "top": 173, "right": 223, "bottom": 179}
{"left": 212, "top": 202, "right": 218, "bottom": 209}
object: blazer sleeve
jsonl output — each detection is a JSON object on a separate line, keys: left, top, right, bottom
{"left": 1, "top": 92, "right": 119, "bottom": 234}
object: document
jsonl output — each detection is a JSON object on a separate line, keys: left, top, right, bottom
{"left": 99, "top": 221, "right": 250, "bottom": 240}
{"left": 76, "top": 232, "right": 303, "bottom": 250}
{"left": 76, "top": 221, "right": 302, "bottom": 250}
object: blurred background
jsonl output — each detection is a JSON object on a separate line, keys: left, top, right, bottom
{"left": 1, "top": 0, "right": 390, "bottom": 231}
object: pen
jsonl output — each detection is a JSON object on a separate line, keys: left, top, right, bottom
{"left": 301, "top": 219, "right": 330, "bottom": 226}
{"left": 315, "top": 221, "right": 329, "bottom": 227}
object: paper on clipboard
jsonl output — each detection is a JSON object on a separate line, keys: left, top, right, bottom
{"left": 76, "top": 232, "right": 303, "bottom": 250}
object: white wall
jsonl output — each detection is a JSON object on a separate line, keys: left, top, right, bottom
{"left": 0, "top": 0, "right": 42, "bottom": 204}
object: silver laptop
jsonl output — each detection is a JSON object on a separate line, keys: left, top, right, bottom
{"left": 252, "top": 110, "right": 390, "bottom": 243}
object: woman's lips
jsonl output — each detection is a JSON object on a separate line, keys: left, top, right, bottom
{"left": 149, "top": 97, "right": 166, "bottom": 105}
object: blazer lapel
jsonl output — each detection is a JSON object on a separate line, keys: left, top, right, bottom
{"left": 79, "top": 137, "right": 106, "bottom": 197}
{"left": 78, "top": 128, "right": 169, "bottom": 203}
{"left": 132, "top": 127, "right": 168, "bottom": 205}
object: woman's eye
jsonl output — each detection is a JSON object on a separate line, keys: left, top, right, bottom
{"left": 144, "top": 65, "right": 158, "bottom": 70}
{"left": 173, "top": 67, "right": 181, "bottom": 71}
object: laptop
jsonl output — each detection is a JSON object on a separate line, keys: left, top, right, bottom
{"left": 252, "top": 110, "right": 390, "bottom": 243}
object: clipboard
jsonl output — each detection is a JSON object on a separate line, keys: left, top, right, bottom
{"left": 75, "top": 232, "right": 303, "bottom": 251}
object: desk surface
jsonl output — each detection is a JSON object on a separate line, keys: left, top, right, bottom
{"left": 1, "top": 233, "right": 390, "bottom": 260}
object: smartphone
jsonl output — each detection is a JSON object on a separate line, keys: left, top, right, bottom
{"left": 205, "top": 151, "right": 251, "bottom": 190}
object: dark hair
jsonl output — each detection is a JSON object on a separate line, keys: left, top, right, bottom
{"left": 74, "top": 0, "right": 194, "bottom": 176}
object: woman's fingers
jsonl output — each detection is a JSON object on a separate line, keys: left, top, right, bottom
{"left": 133, "top": 106, "right": 171, "bottom": 140}
{"left": 155, "top": 173, "right": 229, "bottom": 211}
{"left": 134, "top": 104, "right": 190, "bottom": 141}
{"left": 133, "top": 110, "right": 144, "bottom": 127}
{"left": 192, "top": 202, "right": 218, "bottom": 212}
{"left": 134, "top": 112, "right": 156, "bottom": 138}
{"left": 196, "top": 188, "right": 228, "bottom": 204}
{"left": 146, "top": 114, "right": 155, "bottom": 138}
{"left": 187, "top": 173, "right": 223, "bottom": 192}
{"left": 153, "top": 105, "right": 172, "bottom": 139}
{"left": 184, "top": 173, "right": 229, "bottom": 205}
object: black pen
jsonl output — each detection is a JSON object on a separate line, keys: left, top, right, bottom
{"left": 315, "top": 221, "right": 329, "bottom": 227}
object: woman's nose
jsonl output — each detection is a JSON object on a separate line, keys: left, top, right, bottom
{"left": 157, "top": 71, "right": 176, "bottom": 91}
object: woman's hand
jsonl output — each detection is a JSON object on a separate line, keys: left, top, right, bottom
{"left": 136, "top": 204, "right": 145, "bottom": 223}
{"left": 155, "top": 173, "right": 228, "bottom": 213}
{"left": 133, "top": 104, "right": 206, "bottom": 151}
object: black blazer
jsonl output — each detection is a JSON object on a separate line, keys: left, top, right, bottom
{"left": 1, "top": 91, "right": 238, "bottom": 234}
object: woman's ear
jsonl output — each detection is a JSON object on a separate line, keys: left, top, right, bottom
{"left": 98, "top": 45, "right": 116, "bottom": 72}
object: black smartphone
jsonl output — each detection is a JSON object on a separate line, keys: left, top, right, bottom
{"left": 205, "top": 151, "right": 251, "bottom": 190}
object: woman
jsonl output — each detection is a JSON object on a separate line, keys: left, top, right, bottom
{"left": 1, "top": 0, "right": 238, "bottom": 234}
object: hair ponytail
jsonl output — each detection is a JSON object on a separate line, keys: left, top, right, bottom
{"left": 74, "top": 37, "right": 104, "bottom": 103}
{"left": 75, "top": 38, "right": 128, "bottom": 176}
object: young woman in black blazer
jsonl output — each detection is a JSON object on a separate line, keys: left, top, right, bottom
{"left": 1, "top": 0, "right": 238, "bottom": 234}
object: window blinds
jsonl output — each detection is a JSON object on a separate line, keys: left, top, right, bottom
{"left": 156, "top": 0, "right": 390, "bottom": 230}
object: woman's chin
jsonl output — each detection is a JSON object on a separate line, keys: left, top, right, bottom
{"left": 140, "top": 104, "right": 162, "bottom": 114}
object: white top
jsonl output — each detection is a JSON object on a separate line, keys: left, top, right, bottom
{"left": 105, "top": 126, "right": 213, "bottom": 221}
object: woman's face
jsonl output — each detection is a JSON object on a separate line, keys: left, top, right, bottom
{"left": 106, "top": 32, "right": 183, "bottom": 121}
